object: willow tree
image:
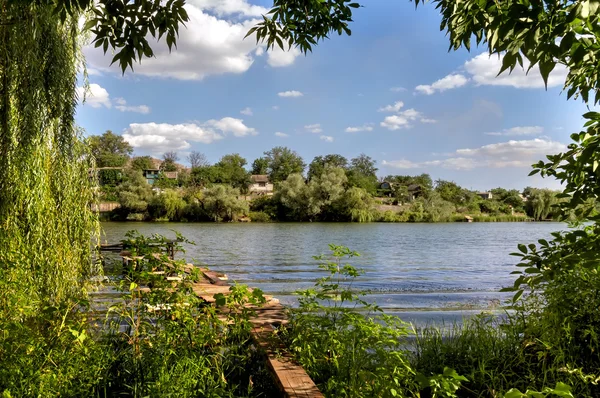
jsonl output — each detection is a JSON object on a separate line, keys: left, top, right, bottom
{"left": 0, "top": 0, "right": 187, "bottom": 311}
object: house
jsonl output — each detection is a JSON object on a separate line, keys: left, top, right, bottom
{"left": 478, "top": 191, "right": 493, "bottom": 200}
{"left": 143, "top": 169, "right": 178, "bottom": 185}
{"left": 249, "top": 175, "right": 273, "bottom": 195}
{"left": 408, "top": 184, "right": 423, "bottom": 200}
{"left": 377, "top": 181, "right": 394, "bottom": 197}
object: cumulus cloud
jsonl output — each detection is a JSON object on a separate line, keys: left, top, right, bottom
{"left": 267, "top": 47, "right": 302, "bottom": 67}
{"left": 278, "top": 90, "right": 304, "bottom": 98}
{"left": 320, "top": 135, "right": 334, "bottom": 142}
{"left": 305, "top": 124, "right": 322, "bottom": 133}
{"left": 464, "top": 53, "right": 568, "bottom": 88}
{"left": 378, "top": 101, "right": 404, "bottom": 112}
{"left": 485, "top": 126, "right": 544, "bottom": 136}
{"left": 382, "top": 138, "right": 566, "bottom": 171}
{"left": 345, "top": 124, "right": 374, "bottom": 133}
{"left": 84, "top": 1, "right": 300, "bottom": 81}
{"left": 240, "top": 107, "right": 253, "bottom": 116}
{"left": 122, "top": 117, "right": 257, "bottom": 153}
{"left": 123, "top": 122, "right": 224, "bottom": 152}
{"left": 274, "top": 132, "right": 289, "bottom": 137}
{"left": 76, "top": 83, "right": 111, "bottom": 108}
{"left": 380, "top": 109, "right": 422, "bottom": 130}
{"left": 206, "top": 117, "right": 257, "bottom": 137}
{"left": 114, "top": 97, "right": 151, "bottom": 114}
{"left": 415, "top": 74, "right": 469, "bottom": 95}
{"left": 420, "top": 118, "right": 437, "bottom": 124}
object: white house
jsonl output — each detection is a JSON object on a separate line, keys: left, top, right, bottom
{"left": 249, "top": 175, "right": 273, "bottom": 195}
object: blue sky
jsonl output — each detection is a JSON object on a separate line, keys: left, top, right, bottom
{"left": 76, "top": 0, "right": 588, "bottom": 191}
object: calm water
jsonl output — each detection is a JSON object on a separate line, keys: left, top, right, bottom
{"left": 100, "top": 222, "right": 566, "bottom": 325}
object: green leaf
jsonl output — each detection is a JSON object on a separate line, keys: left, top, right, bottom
{"left": 518, "top": 243, "right": 528, "bottom": 254}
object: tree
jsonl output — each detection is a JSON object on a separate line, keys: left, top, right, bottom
{"left": 307, "top": 154, "right": 348, "bottom": 180}
{"left": 190, "top": 166, "right": 218, "bottom": 187}
{"left": 309, "top": 165, "right": 348, "bottom": 207}
{"left": 264, "top": 146, "right": 306, "bottom": 183}
{"left": 202, "top": 185, "right": 248, "bottom": 222}
{"left": 188, "top": 151, "right": 209, "bottom": 169}
{"left": 275, "top": 174, "right": 315, "bottom": 220}
{"left": 131, "top": 156, "right": 155, "bottom": 171}
{"left": 251, "top": 157, "right": 269, "bottom": 175}
{"left": 161, "top": 151, "right": 179, "bottom": 172}
{"left": 88, "top": 130, "right": 133, "bottom": 167}
{"left": 347, "top": 154, "right": 378, "bottom": 194}
{"left": 525, "top": 189, "right": 559, "bottom": 221}
{"left": 116, "top": 169, "right": 154, "bottom": 218}
{"left": 213, "top": 154, "right": 251, "bottom": 191}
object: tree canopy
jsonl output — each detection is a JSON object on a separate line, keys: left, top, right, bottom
{"left": 264, "top": 146, "right": 306, "bottom": 183}
{"left": 88, "top": 130, "right": 132, "bottom": 167}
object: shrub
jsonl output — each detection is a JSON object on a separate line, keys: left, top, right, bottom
{"left": 248, "top": 211, "right": 271, "bottom": 222}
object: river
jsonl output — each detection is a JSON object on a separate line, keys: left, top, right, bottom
{"left": 100, "top": 222, "right": 566, "bottom": 325}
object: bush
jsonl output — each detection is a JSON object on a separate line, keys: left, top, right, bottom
{"left": 248, "top": 211, "right": 272, "bottom": 222}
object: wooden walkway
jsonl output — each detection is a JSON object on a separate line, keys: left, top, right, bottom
{"left": 190, "top": 266, "right": 323, "bottom": 398}
{"left": 99, "top": 244, "right": 322, "bottom": 398}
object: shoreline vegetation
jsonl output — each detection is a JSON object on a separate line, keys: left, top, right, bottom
{"left": 89, "top": 133, "right": 573, "bottom": 224}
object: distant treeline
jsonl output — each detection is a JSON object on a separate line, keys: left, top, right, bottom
{"left": 89, "top": 131, "right": 584, "bottom": 223}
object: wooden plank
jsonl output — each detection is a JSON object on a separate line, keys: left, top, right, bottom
{"left": 252, "top": 325, "right": 323, "bottom": 398}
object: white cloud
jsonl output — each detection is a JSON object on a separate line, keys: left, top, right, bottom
{"left": 455, "top": 138, "right": 565, "bottom": 167}
{"left": 305, "top": 123, "right": 322, "bottom": 133}
{"left": 380, "top": 109, "right": 422, "bottom": 131}
{"left": 420, "top": 118, "right": 437, "bottom": 124}
{"left": 272, "top": 105, "right": 279, "bottom": 110}
{"left": 274, "top": 132, "right": 289, "bottom": 137}
{"left": 320, "top": 135, "right": 334, "bottom": 142}
{"left": 189, "top": 0, "right": 268, "bottom": 17}
{"left": 114, "top": 97, "right": 151, "bottom": 114}
{"left": 76, "top": 83, "right": 111, "bottom": 108}
{"left": 345, "top": 124, "right": 374, "bottom": 133}
{"left": 378, "top": 101, "right": 404, "bottom": 112}
{"left": 278, "top": 90, "right": 303, "bottom": 98}
{"left": 415, "top": 74, "right": 469, "bottom": 95}
{"left": 485, "top": 126, "right": 544, "bottom": 136}
{"left": 84, "top": 2, "right": 300, "bottom": 81}
{"left": 123, "top": 122, "right": 224, "bottom": 152}
{"left": 464, "top": 53, "right": 568, "bottom": 88}
{"left": 390, "top": 86, "right": 406, "bottom": 92}
{"left": 240, "top": 107, "right": 253, "bottom": 116}
{"left": 380, "top": 115, "right": 411, "bottom": 130}
{"left": 267, "top": 47, "right": 302, "bottom": 67}
{"left": 382, "top": 138, "right": 566, "bottom": 171}
{"left": 206, "top": 117, "right": 257, "bottom": 137}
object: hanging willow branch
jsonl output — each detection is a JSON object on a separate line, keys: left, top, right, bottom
{"left": 0, "top": 1, "right": 99, "bottom": 313}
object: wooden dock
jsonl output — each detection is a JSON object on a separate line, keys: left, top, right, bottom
{"left": 191, "top": 266, "right": 323, "bottom": 398}
{"left": 99, "top": 243, "right": 323, "bottom": 398}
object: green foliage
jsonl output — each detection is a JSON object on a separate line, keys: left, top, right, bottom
{"left": 87, "top": 130, "right": 132, "bottom": 167}
{"left": 524, "top": 188, "right": 560, "bottom": 221}
{"left": 283, "top": 245, "right": 416, "bottom": 397}
{"left": 250, "top": 157, "right": 269, "bottom": 175}
{"left": 247, "top": 0, "right": 359, "bottom": 54}
{"left": 150, "top": 189, "right": 187, "bottom": 221}
{"left": 213, "top": 153, "right": 251, "bottom": 191}
{"left": 248, "top": 211, "right": 272, "bottom": 222}
{"left": 307, "top": 154, "right": 348, "bottom": 180}
{"left": 0, "top": 3, "right": 99, "bottom": 307}
{"left": 263, "top": 146, "right": 306, "bottom": 182}
{"left": 347, "top": 154, "right": 378, "bottom": 194}
{"left": 160, "top": 151, "right": 179, "bottom": 172}
{"left": 130, "top": 156, "right": 155, "bottom": 171}
{"left": 202, "top": 185, "right": 248, "bottom": 222}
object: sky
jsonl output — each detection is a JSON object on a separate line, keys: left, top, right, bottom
{"left": 75, "top": 0, "right": 590, "bottom": 191}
